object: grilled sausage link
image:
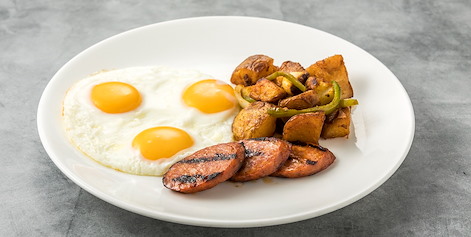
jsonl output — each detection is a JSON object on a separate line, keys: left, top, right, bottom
{"left": 271, "top": 142, "right": 335, "bottom": 178}
{"left": 230, "top": 137, "right": 291, "bottom": 182}
{"left": 163, "top": 142, "right": 245, "bottom": 193}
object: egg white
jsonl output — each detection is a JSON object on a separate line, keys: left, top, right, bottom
{"left": 63, "top": 66, "right": 238, "bottom": 176}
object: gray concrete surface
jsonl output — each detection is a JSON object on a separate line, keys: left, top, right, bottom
{"left": 1, "top": 0, "right": 471, "bottom": 236}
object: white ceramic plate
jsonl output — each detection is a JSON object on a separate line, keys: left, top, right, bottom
{"left": 37, "top": 16, "right": 414, "bottom": 228}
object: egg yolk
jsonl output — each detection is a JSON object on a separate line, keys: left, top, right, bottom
{"left": 91, "top": 82, "right": 142, "bottom": 113}
{"left": 182, "top": 79, "right": 236, "bottom": 113}
{"left": 132, "top": 126, "right": 194, "bottom": 160}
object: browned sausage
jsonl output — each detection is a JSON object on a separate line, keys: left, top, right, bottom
{"left": 271, "top": 142, "right": 335, "bottom": 178}
{"left": 163, "top": 142, "right": 245, "bottom": 193}
{"left": 230, "top": 137, "right": 291, "bottom": 182}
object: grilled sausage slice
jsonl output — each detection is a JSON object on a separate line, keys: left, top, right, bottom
{"left": 230, "top": 137, "right": 291, "bottom": 182}
{"left": 163, "top": 142, "right": 245, "bottom": 193}
{"left": 271, "top": 143, "right": 335, "bottom": 178}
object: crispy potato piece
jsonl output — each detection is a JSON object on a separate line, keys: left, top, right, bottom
{"left": 274, "top": 73, "right": 309, "bottom": 96}
{"left": 277, "top": 77, "right": 294, "bottom": 95}
{"left": 230, "top": 55, "right": 278, "bottom": 86}
{"left": 278, "top": 61, "right": 306, "bottom": 73}
{"left": 306, "top": 55, "right": 353, "bottom": 99}
{"left": 321, "top": 107, "right": 351, "bottom": 138}
{"left": 249, "top": 78, "right": 287, "bottom": 103}
{"left": 282, "top": 112, "right": 325, "bottom": 144}
{"left": 278, "top": 89, "right": 320, "bottom": 109}
{"left": 305, "top": 75, "right": 320, "bottom": 91}
{"left": 232, "top": 101, "right": 277, "bottom": 140}
{"left": 275, "top": 61, "right": 308, "bottom": 96}
{"left": 305, "top": 77, "right": 334, "bottom": 105}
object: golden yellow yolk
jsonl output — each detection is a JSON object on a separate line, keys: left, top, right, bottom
{"left": 182, "top": 79, "right": 236, "bottom": 113}
{"left": 132, "top": 126, "right": 194, "bottom": 160}
{"left": 91, "top": 82, "right": 141, "bottom": 113}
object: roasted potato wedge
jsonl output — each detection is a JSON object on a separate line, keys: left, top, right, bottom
{"left": 306, "top": 55, "right": 353, "bottom": 99}
{"left": 232, "top": 101, "right": 277, "bottom": 140}
{"left": 274, "top": 61, "right": 308, "bottom": 96}
{"left": 321, "top": 107, "right": 351, "bottom": 138}
{"left": 305, "top": 75, "right": 339, "bottom": 105}
{"left": 278, "top": 89, "right": 320, "bottom": 109}
{"left": 282, "top": 112, "right": 325, "bottom": 144}
{"left": 304, "top": 75, "right": 318, "bottom": 90}
{"left": 230, "top": 55, "right": 278, "bottom": 86}
{"left": 249, "top": 78, "right": 287, "bottom": 103}
{"left": 278, "top": 61, "right": 306, "bottom": 73}
{"left": 276, "top": 77, "right": 294, "bottom": 95}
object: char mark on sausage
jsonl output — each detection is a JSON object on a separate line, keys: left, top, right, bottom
{"left": 230, "top": 137, "right": 291, "bottom": 182}
{"left": 172, "top": 172, "right": 222, "bottom": 184}
{"left": 177, "top": 153, "right": 237, "bottom": 164}
{"left": 271, "top": 143, "right": 335, "bottom": 178}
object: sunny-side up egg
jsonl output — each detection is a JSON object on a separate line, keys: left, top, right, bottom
{"left": 62, "top": 66, "right": 238, "bottom": 176}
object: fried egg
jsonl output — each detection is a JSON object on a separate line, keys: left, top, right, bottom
{"left": 63, "top": 66, "right": 238, "bottom": 176}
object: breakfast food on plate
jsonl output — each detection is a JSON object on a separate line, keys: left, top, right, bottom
{"left": 231, "top": 54, "right": 358, "bottom": 141}
{"left": 62, "top": 53, "right": 358, "bottom": 194}
{"left": 163, "top": 142, "right": 245, "bottom": 193}
{"left": 162, "top": 54, "right": 358, "bottom": 193}
{"left": 62, "top": 66, "right": 238, "bottom": 176}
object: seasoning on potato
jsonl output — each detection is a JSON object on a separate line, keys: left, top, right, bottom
{"left": 231, "top": 54, "right": 358, "bottom": 142}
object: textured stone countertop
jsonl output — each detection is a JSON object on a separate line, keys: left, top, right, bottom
{"left": 1, "top": 1, "right": 470, "bottom": 236}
